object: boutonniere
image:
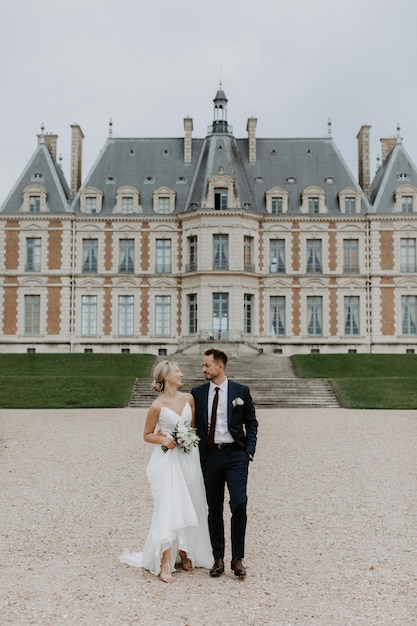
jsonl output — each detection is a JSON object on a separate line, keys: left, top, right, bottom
{"left": 232, "top": 397, "right": 244, "bottom": 407}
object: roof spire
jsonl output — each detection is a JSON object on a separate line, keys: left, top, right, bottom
{"left": 396, "top": 122, "right": 402, "bottom": 143}
{"left": 212, "top": 84, "right": 229, "bottom": 134}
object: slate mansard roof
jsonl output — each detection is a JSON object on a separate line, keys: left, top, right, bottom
{"left": 0, "top": 140, "right": 71, "bottom": 214}
{"left": 2, "top": 88, "right": 417, "bottom": 216}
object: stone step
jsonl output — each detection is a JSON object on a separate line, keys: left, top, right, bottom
{"left": 128, "top": 377, "right": 339, "bottom": 408}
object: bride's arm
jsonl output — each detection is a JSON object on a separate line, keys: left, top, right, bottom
{"left": 143, "top": 402, "right": 176, "bottom": 449}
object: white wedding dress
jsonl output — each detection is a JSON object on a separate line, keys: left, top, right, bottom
{"left": 120, "top": 400, "right": 213, "bottom": 575}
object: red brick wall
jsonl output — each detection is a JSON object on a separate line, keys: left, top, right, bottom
{"left": 380, "top": 230, "right": 394, "bottom": 270}
{"left": 48, "top": 220, "right": 62, "bottom": 270}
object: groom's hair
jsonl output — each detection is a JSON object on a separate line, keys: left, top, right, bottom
{"left": 205, "top": 348, "right": 228, "bottom": 366}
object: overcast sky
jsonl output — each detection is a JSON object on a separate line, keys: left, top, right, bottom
{"left": 1, "top": 0, "right": 417, "bottom": 203}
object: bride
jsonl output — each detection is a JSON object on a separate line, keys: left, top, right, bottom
{"left": 120, "top": 360, "right": 213, "bottom": 582}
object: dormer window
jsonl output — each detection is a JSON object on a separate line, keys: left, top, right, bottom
{"left": 21, "top": 184, "right": 48, "bottom": 213}
{"left": 301, "top": 186, "right": 327, "bottom": 214}
{"left": 394, "top": 184, "right": 417, "bottom": 213}
{"left": 265, "top": 187, "right": 289, "bottom": 214}
{"left": 80, "top": 187, "right": 103, "bottom": 214}
{"left": 202, "top": 169, "right": 238, "bottom": 210}
{"left": 338, "top": 187, "right": 361, "bottom": 214}
{"left": 114, "top": 186, "right": 141, "bottom": 214}
{"left": 153, "top": 187, "right": 176, "bottom": 214}
{"left": 397, "top": 172, "right": 410, "bottom": 181}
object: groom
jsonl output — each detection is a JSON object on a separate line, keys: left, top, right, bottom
{"left": 192, "top": 349, "right": 258, "bottom": 577}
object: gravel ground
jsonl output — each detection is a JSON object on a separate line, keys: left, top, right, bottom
{"left": 1, "top": 407, "right": 417, "bottom": 626}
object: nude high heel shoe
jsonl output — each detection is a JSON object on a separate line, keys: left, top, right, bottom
{"left": 159, "top": 562, "right": 174, "bottom": 583}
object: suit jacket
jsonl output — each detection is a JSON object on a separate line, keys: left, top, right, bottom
{"left": 191, "top": 380, "right": 258, "bottom": 465}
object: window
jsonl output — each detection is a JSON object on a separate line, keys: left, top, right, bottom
{"left": 306, "top": 240, "right": 322, "bottom": 273}
{"left": 122, "top": 197, "right": 133, "bottom": 214}
{"left": 244, "top": 294, "right": 253, "bottom": 334}
{"left": 82, "top": 239, "right": 98, "bottom": 273}
{"left": 155, "top": 295, "right": 171, "bottom": 336}
{"left": 344, "top": 296, "right": 360, "bottom": 335}
{"left": 402, "top": 196, "right": 413, "bottom": 214}
{"left": 265, "top": 187, "right": 288, "bottom": 213}
{"left": 119, "top": 239, "right": 134, "bottom": 273}
{"left": 213, "top": 234, "right": 229, "bottom": 270}
{"left": 152, "top": 186, "right": 175, "bottom": 213}
{"left": 244, "top": 236, "right": 254, "bottom": 272}
{"left": 400, "top": 239, "right": 417, "bottom": 273}
{"left": 158, "top": 197, "right": 170, "bottom": 214}
{"left": 307, "top": 296, "right": 323, "bottom": 336}
{"left": 26, "top": 238, "right": 41, "bottom": 272}
{"left": 155, "top": 239, "right": 172, "bottom": 273}
{"left": 270, "top": 296, "right": 285, "bottom": 336}
{"left": 270, "top": 239, "right": 285, "bottom": 273}
{"left": 402, "top": 295, "right": 417, "bottom": 335}
{"left": 343, "top": 239, "right": 359, "bottom": 273}
{"left": 345, "top": 197, "right": 357, "bottom": 214}
{"left": 187, "top": 236, "right": 197, "bottom": 272}
{"left": 24, "top": 295, "right": 40, "bottom": 335}
{"left": 188, "top": 294, "right": 198, "bottom": 334}
{"left": 29, "top": 196, "right": 40, "bottom": 213}
{"left": 118, "top": 295, "right": 134, "bottom": 336}
{"left": 271, "top": 197, "right": 283, "bottom": 214}
{"left": 212, "top": 293, "right": 228, "bottom": 338}
{"left": 308, "top": 197, "right": 320, "bottom": 214}
{"left": 80, "top": 187, "right": 103, "bottom": 214}
{"left": 81, "top": 295, "right": 97, "bottom": 336}
{"left": 214, "top": 188, "right": 228, "bottom": 210}
{"left": 85, "top": 197, "right": 97, "bottom": 214}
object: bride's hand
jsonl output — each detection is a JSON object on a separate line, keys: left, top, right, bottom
{"left": 163, "top": 436, "right": 177, "bottom": 449}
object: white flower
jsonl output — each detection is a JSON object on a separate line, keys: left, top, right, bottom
{"left": 161, "top": 421, "right": 200, "bottom": 454}
{"left": 232, "top": 397, "right": 244, "bottom": 407}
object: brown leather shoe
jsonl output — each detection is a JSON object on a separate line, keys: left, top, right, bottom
{"left": 231, "top": 557, "right": 246, "bottom": 577}
{"left": 209, "top": 558, "right": 224, "bottom": 577}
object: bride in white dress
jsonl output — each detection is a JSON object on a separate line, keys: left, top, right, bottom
{"left": 120, "top": 360, "right": 213, "bottom": 582}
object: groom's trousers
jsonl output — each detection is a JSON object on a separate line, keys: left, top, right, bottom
{"left": 202, "top": 444, "right": 249, "bottom": 560}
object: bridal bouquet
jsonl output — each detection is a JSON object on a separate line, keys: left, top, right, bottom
{"left": 161, "top": 421, "right": 200, "bottom": 454}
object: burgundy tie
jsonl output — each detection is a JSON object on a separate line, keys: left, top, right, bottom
{"left": 208, "top": 387, "right": 220, "bottom": 448}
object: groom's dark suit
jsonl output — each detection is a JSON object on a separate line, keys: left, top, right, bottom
{"left": 192, "top": 380, "right": 258, "bottom": 563}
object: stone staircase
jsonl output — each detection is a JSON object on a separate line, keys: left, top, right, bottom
{"left": 129, "top": 353, "right": 339, "bottom": 409}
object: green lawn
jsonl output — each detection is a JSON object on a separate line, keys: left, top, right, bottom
{"left": 291, "top": 354, "right": 417, "bottom": 409}
{"left": 0, "top": 353, "right": 416, "bottom": 409}
{"left": 0, "top": 354, "right": 155, "bottom": 408}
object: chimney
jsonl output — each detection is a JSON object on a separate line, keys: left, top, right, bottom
{"left": 184, "top": 117, "right": 193, "bottom": 164}
{"left": 357, "top": 125, "right": 371, "bottom": 199}
{"left": 380, "top": 137, "right": 397, "bottom": 166}
{"left": 246, "top": 117, "right": 257, "bottom": 164}
{"left": 70, "top": 124, "right": 84, "bottom": 195}
{"left": 37, "top": 132, "right": 58, "bottom": 162}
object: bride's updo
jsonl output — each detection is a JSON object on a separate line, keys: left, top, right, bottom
{"left": 151, "top": 360, "right": 179, "bottom": 393}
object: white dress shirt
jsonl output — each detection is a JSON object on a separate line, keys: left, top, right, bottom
{"left": 208, "top": 379, "right": 234, "bottom": 444}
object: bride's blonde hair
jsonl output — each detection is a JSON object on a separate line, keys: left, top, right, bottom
{"left": 151, "top": 360, "right": 179, "bottom": 393}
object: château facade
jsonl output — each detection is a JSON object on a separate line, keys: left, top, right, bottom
{"left": 1, "top": 87, "right": 417, "bottom": 356}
